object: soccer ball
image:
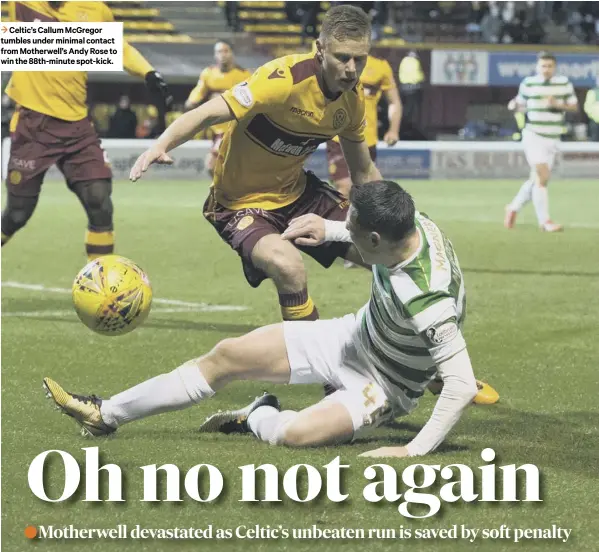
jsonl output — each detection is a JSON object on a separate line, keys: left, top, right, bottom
{"left": 72, "top": 255, "right": 152, "bottom": 336}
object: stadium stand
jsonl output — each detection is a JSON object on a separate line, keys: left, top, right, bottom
{"left": 0, "top": 1, "right": 196, "bottom": 43}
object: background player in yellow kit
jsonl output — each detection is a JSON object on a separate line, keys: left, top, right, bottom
{"left": 185, "top": 40, "right": 251, "bottom": 178}
{"left": 131, "top": 5, "right": 380, "bottom": 323}
{"left": 326, "top": 54, "right": 402, "bottom": 197}
{"left": 1, "top": 1, "right": 172, "bottom": 260}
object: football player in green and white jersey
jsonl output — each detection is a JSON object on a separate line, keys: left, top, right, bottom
{"left": 505, "top": 51, "right": 578, "bottom": 232}
{"left": 43, "top": 181, "right": 496, "bottom": 458}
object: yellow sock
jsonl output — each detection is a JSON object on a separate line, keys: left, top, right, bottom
{"left": 280, "top": 297, "right": 318, "bottom": 321}
{"left": 85, "top": 230, "right": 114, "bottom": 261}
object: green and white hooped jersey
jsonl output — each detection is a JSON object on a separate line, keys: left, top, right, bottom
{"left": 517, "top": 75, "right": 577, "bottom": 138}
{"left": 355, "top": 212, "right": 466, "bottom": 414}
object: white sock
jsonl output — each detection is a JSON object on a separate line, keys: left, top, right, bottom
{"left": 247, "top": 407, "right": 298, "bottom": 445}
{"left": 100, "top": 361, "right": 214, "bottom": 428}
{"left": 532, "top": 184, "right": 550, "bottom": 225}
{"left": 509, "top": 179, "right": 534, "bottom": 212}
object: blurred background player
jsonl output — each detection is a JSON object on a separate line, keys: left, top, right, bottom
{"left": 505, "top": 51, "right": 578, "bottom": 233}
{"left": 1, "top": 1, "right": 172, "bottom": 261}
{"left": 184, "top": 40, "right": 250, "bottom": 179}
{"left": 584, "top": 76, "right": 599, "bottom": 142}
{"left": 326, "top": 54, "right": 402, "bottom": 198}
{"left": 130, "top": 5, "right": 380, "bottom": 324}
{"left": 398, "top": 50, "right": 425, "bottom": 140}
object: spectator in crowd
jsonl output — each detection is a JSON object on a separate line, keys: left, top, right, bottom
{"left": 584, "top": 77, "right": 599, "bottom": 141}
{"left": 369, "top": 1, "right": 389, "bottom": 41}
{"left": 224, "top": 1, "right": 240, "bottom": 32}
{"left": 136, "top": 105, "right": 161, "bottom": 139}
{"left": 108, "top": 95, "right": 138, "bottom": 139}
{"left": 285, "top": 2, "right": 320, "bottom": 45}
{"left": 398, "top": 51, "right": 426, "bottom": 140}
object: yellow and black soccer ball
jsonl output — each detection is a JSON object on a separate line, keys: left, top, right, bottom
{"left": 72, "top": 255, "right": 152, "bottom": 336}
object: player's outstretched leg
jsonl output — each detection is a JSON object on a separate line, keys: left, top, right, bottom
{"left": 201, "top": 395, "right": 355, "bottom": 447}
{"left": 43, "top": 324, "right": 292, "bottom": 436}
{"left": 70, "top": 179, "right": 115, "bottom": 260}
{"left": 199, "top": 392, "right": 281, "bottom": 434}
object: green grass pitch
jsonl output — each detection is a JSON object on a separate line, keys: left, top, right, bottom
{"left": 2, "top": 178, "right": 598, "bottom": 551}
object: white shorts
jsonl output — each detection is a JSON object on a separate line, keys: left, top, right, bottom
{"left": 283, "top": 314, "right": 395, "bottom": 439}
{"left": 522, "top": 128, "right": 559, "bottom": 169}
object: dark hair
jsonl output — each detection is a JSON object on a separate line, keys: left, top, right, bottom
{"left": 215, "top": 39, "right": 234, "bottom": 51}
{"left": 320, "top": 5, "right": 371, "bottom": 44}
{"left": 537, "top": 51, "right": 556, "bottom": 63}
{"left": 349, "top": 181, "right": 416, "bottom": 242}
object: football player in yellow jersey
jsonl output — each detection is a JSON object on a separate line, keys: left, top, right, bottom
{"left": 1, "top": 1, "right": 172, "bottom": 260}
{"left": 326, "top": 55, "right": 402, "bottom": 197}
{"left": 131, "top": 5, "right": 381, "bottom": 324}
{"left": 184, "top": 40, "right": 251, "bottom": 178}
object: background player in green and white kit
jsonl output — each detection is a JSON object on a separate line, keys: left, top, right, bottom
{"left": 44, "top": 181, "right": 481, "bottom": 458}
{"left": 505, "top": 52, "right": 578, "bottom": 232}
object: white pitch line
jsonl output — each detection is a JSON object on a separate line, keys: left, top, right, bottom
{"left": 2, "top": 307, "right": 237, "bottom": 317}
{"left": 1, "top": 281, "right": 247, "bottom": 312}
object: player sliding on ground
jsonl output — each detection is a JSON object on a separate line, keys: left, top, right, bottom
{"left": 44, "top": 181, "right": 493, "bottom": 458}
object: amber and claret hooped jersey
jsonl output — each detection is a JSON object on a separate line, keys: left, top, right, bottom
{"left": 5, "top": 1, "right": 118, "bottom": 121}
{"left": 331, "top": 55, "right": 395, "bottom": 148}
{"left": 217, "top": 53, "right": 366, "bottom": 210}
{"left": 187, "top": 65, "right": 251, "bottom": 136}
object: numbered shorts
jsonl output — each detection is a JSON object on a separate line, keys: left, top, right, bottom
{"left": 6, "top": 107, "right": 112, "bottom": 197}
{"left": 283, "top": 313, "right": 396, "bottom": 440}
{"left": 326, "top": 139, "right": 377, "bottom": 182}
{"left": 522, "top": 129, "right": 559, "bottom": 169}
{"left": 203, "top": 171, "right": 351, "bottom": 288}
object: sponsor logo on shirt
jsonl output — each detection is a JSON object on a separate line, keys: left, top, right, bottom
{"left": 270, "top": 138, "right": 319, "bottom": 157}
{"left": 289, "top": 106, "right": 314, "bottom": 118}
{"left": 426, "top": 321, "right": 458, "bottom": 345}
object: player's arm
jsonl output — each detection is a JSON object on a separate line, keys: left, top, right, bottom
{"left": 339, "top": 138, "right": 382, "bottom": 185}
{"left": 185, "top": 71, "right": 209, "bottom": 111}
{"left": 130, "top": 97, "right": 234, "bottom": 180}
{"left": 359, "top": 348, "right": 478, "bottom": 458}
{"left": 102, "top": 3, "right": 172, "bottom": 110}
{"left": 548, "top": 82, "right": 578, "bottom": 113}
{"left": 381, "top": 61, "right": 402, "bottom": 146}
{"left": 130, "top": 64, "right": 292, "bottom": 181}
{"left": 282, "top": 214, "right": 351, "bottom": 246}
{"left": 508, "top": 80, "right": 528, "bottom": 112}
{"left": 338, "top": 88, "right": 382, "bottom": 185}
{"left": 361, "top": 304, "right": 478, "bottom": 458}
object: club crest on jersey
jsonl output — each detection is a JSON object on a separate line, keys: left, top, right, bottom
{"left": 426, "top": 321, "right": 458, "bottom": 345}
{"left": 9, "top": 170, "right": 22, "bottom": 185}
{"left": 236, "top": 215, "right": 254, "bottom": 230}
{"left": 333, "top": 108, "right": 347, "bottom": 129}
{"left": 233, "top": 82, "right": 253, "bottom": 107}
